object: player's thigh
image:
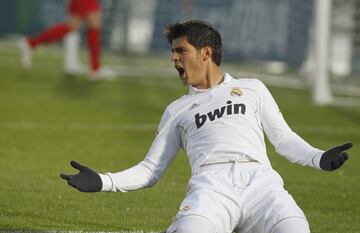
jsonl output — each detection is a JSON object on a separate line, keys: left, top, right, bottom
{"left": 237, "top": 168, "right": 309, "bottom": 233}
{"left": 167, "top": 172, "right": 240, "bottom": 233}
{"left": 172, "top": 190, "right": 236, "bottom": 233}
{"left": 271, "top": 217, "right": 310, "bottom": 233}
{"left": 249, "top": 189, "right": 309, "bottom": 233}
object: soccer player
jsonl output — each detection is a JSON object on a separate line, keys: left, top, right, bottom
{"left": 18, "top": 0, "right": 114, "bottom": 80}
{"left": 60, "top": 20, "right": 352, "bottom": 233}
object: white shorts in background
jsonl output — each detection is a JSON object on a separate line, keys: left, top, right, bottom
{"left": 166, "top": 162, "right": 309, "bottom": 233}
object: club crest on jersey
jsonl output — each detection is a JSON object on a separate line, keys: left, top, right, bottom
{"left": 231, "top": 87, "right": 243, "bottom": 97}
{"left": 195, "top": 100, "right": 246, "bottom": 129}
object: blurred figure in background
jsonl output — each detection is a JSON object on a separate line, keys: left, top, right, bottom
{"left": 18, "top": 0, "right": 114, "bottom": 80}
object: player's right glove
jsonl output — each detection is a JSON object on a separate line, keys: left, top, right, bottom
{"left": 60, "top": 160, "right": 102, "bottom": 192}
{"left": 320, "top": 143, "right": 353, "bottom": 171}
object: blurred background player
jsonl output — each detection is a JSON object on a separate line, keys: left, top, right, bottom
{"left": 18, "top": 0, "right": 114, "bottom": 80}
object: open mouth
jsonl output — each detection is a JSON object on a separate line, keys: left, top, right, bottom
{"left": 175, "top": 65, "right": 185, "bottom": 77}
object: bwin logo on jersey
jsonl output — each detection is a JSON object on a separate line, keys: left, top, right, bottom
{"left": 195, "top": 101, "right": 246, "bottom": 129}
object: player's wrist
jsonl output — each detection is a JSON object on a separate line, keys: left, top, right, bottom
{"left": 312, "top": 151, "right": 324, "bottom": 169}
{"left": 99, "top": 173, "right": 113, "bottom": 192}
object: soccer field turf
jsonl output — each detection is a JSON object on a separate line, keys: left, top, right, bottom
{"left": 0, "top": 44, "right": 359, "bottom": 233}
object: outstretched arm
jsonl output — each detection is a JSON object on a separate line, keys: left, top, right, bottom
{"left": 60, "top": 160, "right": 102, "bottom": 192}
{"left": 257, "top": 80, "right": 352, "bottom": 170}
{"left": 60, "top": 107, "right": 181, "bottom": 193}
{"left": 99, "top": 108, "right": 181, "bottom": 192}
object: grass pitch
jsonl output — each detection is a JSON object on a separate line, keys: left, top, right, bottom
{"left": 0, "top": 43, "right": 359, "bottom": 233}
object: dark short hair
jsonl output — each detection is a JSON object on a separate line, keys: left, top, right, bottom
{"left": 165, "top": 20, "right": 222, "bottom": 66}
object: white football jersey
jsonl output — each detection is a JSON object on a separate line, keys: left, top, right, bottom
{"left": 100, "top": 73, "right": 323, "bottom": 192}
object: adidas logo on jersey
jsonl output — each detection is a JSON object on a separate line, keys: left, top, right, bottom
{"left": 195, "top": 100, "right": 246, "bottom": 129}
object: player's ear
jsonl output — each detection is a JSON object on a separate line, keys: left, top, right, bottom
{"left": 201, "top": 46, "right": 213, "bottom": 62}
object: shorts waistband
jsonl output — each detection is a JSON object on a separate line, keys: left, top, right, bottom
{"left": 196, "top": 160, "right": 262, "bottom": 175}
{"left": 200, "top": 158, "right": 258, "bottom": 167}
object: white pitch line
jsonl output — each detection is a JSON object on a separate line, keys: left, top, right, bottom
{"left": 0, "top": 231, "right": 163, "bottom": 233}
{"left": 293, "top": 125, "right": 360, "bottom": 135}
{"left": 57, "top": 231, "right": 162, "bottom": 233}
{"left": 0, "top": 122, "right": 158, "bottom": 131}
{"left": 0, "top": 122, "right": 359, "bottom": 135}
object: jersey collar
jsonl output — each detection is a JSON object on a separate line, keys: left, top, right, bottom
{"left": 188, "top": 73, "right": 234, "bottom": 95}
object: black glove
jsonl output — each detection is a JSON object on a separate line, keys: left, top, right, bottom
{"left": 60, "top": 160, "right": 102, "bottom": 192}
{"left": 320, "top": 143, "right": 353, "bottom": 171}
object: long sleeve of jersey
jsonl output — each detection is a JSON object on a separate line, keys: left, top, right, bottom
{"left": 258, "top": 81, "right": 323, "bottom": 169}
{"left": 100, "top": 109, "right": 181, "bottom": 192}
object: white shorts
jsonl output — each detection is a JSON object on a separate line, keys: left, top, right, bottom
{"left": 167, "top": 162, "right": 309, "bottom": 233}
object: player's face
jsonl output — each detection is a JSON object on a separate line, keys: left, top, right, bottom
{"left": 171, "top": 37, "right": 207, "bottom": 88}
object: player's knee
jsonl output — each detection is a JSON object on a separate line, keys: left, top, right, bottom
{"left": 167, "top": 215, "right": 216, "bottom": 233}
{"left": 271, "top": 217, "right": 310, "bottom": 233}
{"left": 87, "top": 12, "right": 101, "bottom": 29}
{"left": 68, "top": 16, "right": 83, "bottom": 31}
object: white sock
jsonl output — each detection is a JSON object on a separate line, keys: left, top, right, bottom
{"left": 63, "top": 31, "right": 82, "bottom": 72}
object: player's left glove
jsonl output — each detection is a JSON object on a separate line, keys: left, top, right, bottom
{"left": 320, "top": 143, "right": 353, "bottom": 171}
{"left": 60, "top": 160, "right": 102, "bottom": 192}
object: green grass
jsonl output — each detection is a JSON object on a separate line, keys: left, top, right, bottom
{"left": 0, "top": 44, "right": 359, "bottom": 233}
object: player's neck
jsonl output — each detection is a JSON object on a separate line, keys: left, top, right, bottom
{"left": 204, "top": 66, "right": 224, "bottom": 89}
{"left": 192, "top": 65, "right": 224, "bottom": 90}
